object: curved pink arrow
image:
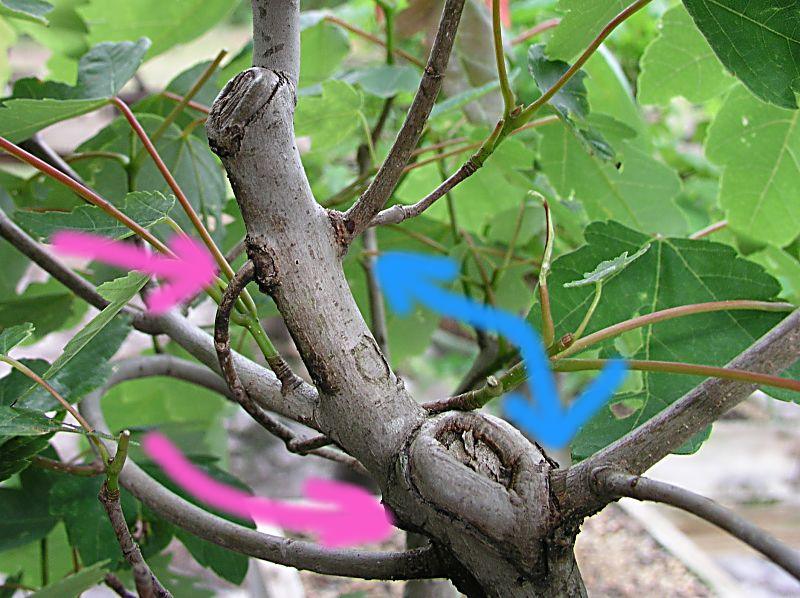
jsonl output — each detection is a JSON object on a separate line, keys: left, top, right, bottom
{"left": 142, "top": 432, "right": 394, "bottom": 547}
{"left": 51, "top": 231, "right": 218, "bottom": 313}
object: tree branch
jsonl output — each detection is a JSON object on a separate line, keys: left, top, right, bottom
{"left": 99, "top": 480, "right": 171, "bottom": 597}
{"left": 560, "top": 309, "right": 800, "bottom": 516}
{"left": 79, "top": 361, "right": 447, "bottom": 581}
{"left": 214, "top": 262, "right": 360, "bottom": 470}
{"left": 342, "top": 0, "right": 467, "bottom": 240}
{"left": 594, "top": 468, "right": 800, "bottom": 581}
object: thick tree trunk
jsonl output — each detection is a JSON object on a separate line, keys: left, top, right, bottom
{"left": 204, "top": 3, "right": 585, "bottom": 595}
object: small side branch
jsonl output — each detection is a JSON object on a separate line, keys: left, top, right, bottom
{"left": 562, "top": 309, "right": 800, "bottom": 516}
{"left": 214, "top": 262, "right": 364, "bottom": 471}
{"left": 342, "top": 0, "right": 467, "bottom": 240}
{"left": 594, "top": 468, "right": 800, "bottom": 581}
{"left": 99, "top": 432, "right": 171, "bottom": 598}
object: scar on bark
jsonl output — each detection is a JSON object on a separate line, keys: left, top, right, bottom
{"left": 206, "top": 67, "right": 289, "bottom": 158}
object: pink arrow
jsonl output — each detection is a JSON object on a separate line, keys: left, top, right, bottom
{"left": 142, "top": 432, "right": 394, "bottom": 547}
{"left": 51, "top": 231, "right": 218, "bottom": 313}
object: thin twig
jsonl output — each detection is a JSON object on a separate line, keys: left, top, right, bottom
{"left": 594, "top": 468, "right": 800, "bottom": 581}
{"left": 110, "top": 98, "right": 235, "bottom": 282}
{"left": 553, "top": 300, "right": 795, "bottom": 359}
{"left": 162, "top": 91, "right": 211, "bottom": 115}
{"left": 538, "top": 195, "right": 555, "bottom": 348}
{"left": 31, "top": 455, "right": 104, "bottom": 477}
{"left": 554, "top": 358, "right": 800, "bottom": 393}
{"left": 491, "top": 0, "right": 515, "bottom": 117}
{"left": 511, "top": 18, "right": 561, "bottom": 46}
{"left": 369, "top": 116, "right": 558, "bottom": 227}
{"left": 99, "top": 433, "right": 171, "bottom": 598}
{"left": 104, "top": 573, "right": 136, "bottom": 598}
{"left": 0, "top": 136, "right": 168, "bottom": 252}
{"left": 324, "top": 15, "right": 424, "bottom": 67}
{"left": 20, "top": 133, "right": 85, "bottom": 185}
{"left": 214, "top": 262, "right": 366, "bottom": 471}
{"left": 562, "top": 310, "right": 800, "bottom": 516}
{"left": 690, "top": 219, "right": 728, "bottom": 240}
{"left": 342, "top": 0, "right": 467, "bottom": 239}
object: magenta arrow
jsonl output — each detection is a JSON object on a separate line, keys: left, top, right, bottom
{"left": 52, "top": 231, "right": 218, "bottom": 313}
{"left": 142, "top": 432, "right": 394, "bottom": 547}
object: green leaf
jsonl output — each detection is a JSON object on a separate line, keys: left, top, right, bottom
{"left": 0, "top": 487, "right": 58, "bottom": 550}
{"left": 528, "top": 44, "right": 615, "bottom": 160}
{"left": 750, "top": 245, "right": 800, "bottom": 305}
{"left": 0, "top": 433, "right": 51, "bottom": 481}
{"left": 429, "top": 80, "right": 500, "bottom": 121}
{"left": 18, "top": 315, "right": 132, "bottom": 411}
{"left": 11, "top": 0, "right": 91, "bottom": 83}
{"left": 534, "top": 221, "right": 785, "bottom": 460}
{"left": 299, "top": 20, "right": 350, "bottom": 88}
{"left": 638, "top": 5, "right": 733, "bottom": 106}
{"left": 296, "top": 80, "right": 364, "bottom": 151}
{"left": 78, "top": 0, "right": 237, "bottom": 58}
{"left": 78, "top": 115, "right": 226, "bottom": 244}
{"left": 0, "top": 281, "right": 83, "bottom": 340}
{"left": 547, "top": 0, "right": 633, "bottom": 61}
{"left": 0, "top": 0, "right": 52, "bottom": 24}
{"left": 0, "top": 323, "right": 34, "bottom": 354}
{"left": 0, "top": 228, "right": 28, "bottom": 300}
{"left": 348, "top": 65, "right": 419, "bottom": 98}
{"left": 0, "top": 98, "right": 107, "bottom": 143}
{"left": 0, "top": 406, "right": 63, "bottom": 435}
{"left": 539, "top": 119, "right": 687, "bottom": 236}
{"left": 31, "top": 560, "right": 109, "bottom": 597}
{"left": 564, "top": 244, "right": 650, "bottom": 287}
{"left": 705, "top": 85, "right": 800, "bottom": 247}
{"left": 682, "top": 0, "right": 800, "bottom": 109}
{"left": 14, "top": 39, "right": 151, "bottom": 100}
{"left": 16, "top": 191, "right": 175, "bottom": 242}
{"left": 49, "top": 475, "right": 136, "bottom": 565}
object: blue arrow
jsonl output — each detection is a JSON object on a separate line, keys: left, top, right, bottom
{"left": 376, "top": 251, "right": 627, "bottom": 448}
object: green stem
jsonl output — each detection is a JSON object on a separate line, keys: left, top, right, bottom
{"left": 0, "top": 355, "right": 109, "bottom": 462}
{"left": 554, "top": 358, "right": 800, "bottom": 394}
{"left": 65, "top": 151, "right": 130, "bottom": 167}
{"left": 492, "top": 0, "right": 515, "bottom": 117}
{"left": 105, "top": 430, "right": 130, "bottom": 493}
{"left": 538, "top": 194, "right": 555, "bottom": 348}
{"left": 553, "top": 301, "right": 796, "bottom": 360}
{"left": 131, "top": 49, "right": 227, "bottom": 171}
{"left": 511, "top": 0, "right": 653, "bottom": 128}
{"left": 573, "top": 282, "right": 602, "bottom": 341}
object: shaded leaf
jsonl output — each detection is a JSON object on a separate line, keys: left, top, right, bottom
{"left": 683, "top": 0, "right": 800, "bottom": 109}
{"left": 539, "top": 119, "right": 687, "bottom": 236}
{"left": 0, "top": 322, "right": 34, "bottom": 354}
{"left": 0, "top": 433, "right": 51, "bottom": 481}
{"left": 0, "top": 486, "right": 58, "bottom": 550}
{"left": 0, "top": 281, "right": 83, "bottom": 340}
{"left": 0, "top": 98, "right": 107, "bottom": 143}
{"left": 49, "top": 475, "right": 135, "bottom": 565}
{"left": 0, "top": 406, "right": 63, "bottom": 435}
{"left": 16, "top": 191, "right": 175, "bottom": 241}
{"left": 531, "top": 221, "right": 785, "bottom": 459}
{"left": 0, "top": 0, "right": 52, "bottom": 24}
{"left": 348, "top": 65, "right": 419, "bottom": 98}
{"left": 31, "top": 560, "right": 109, "bottom": 597}
{"left": 296, "top": 80, "right": 364, "bottom": 151}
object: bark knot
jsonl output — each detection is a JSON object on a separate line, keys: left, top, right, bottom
{"left": 206, "top": 67, "right": 290, "bottom": 158}
{"left": 245, "top": 233, "right": 280, "bottom": 294}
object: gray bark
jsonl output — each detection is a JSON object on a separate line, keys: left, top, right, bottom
{"left": 205, "top": 5, "right": 579, "bottom": 593}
